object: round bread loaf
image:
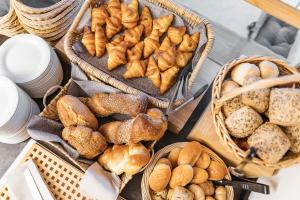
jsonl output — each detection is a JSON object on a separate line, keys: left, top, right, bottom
{"left": 178, "top": 141, "right": 202, "bottom": 166}
{"left": 258, "top": 60, "right": 279, "bottom": 79}
{"left": 231, "top": 63, "right": 260, "bottom": 85}
{"left": 149, "top": 163, "right": 172, "bottom": 192}
{"left": 247, "top": 122, "right": 291, "bottom": 164}
{"left": 284, "top": 125, "right": 300, "bottom": 153}
{"left": 225, "top": 106, "right": 263, "bottom": 138}
{"left": 169, "top": 164, "right": 193, "bottom": 188}
{"left": 269, "top": 88, "right": 300, "bottom": 126}
{"left": 241, "top": 76, "right": 270, "bottom": 113}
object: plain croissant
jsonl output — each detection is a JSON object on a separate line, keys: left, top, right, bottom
{"left": 139, "top": 6, "right": 153, "bottom": 37}
{"left": 91, "top": 5, "right": 109, "bottom": 32}
{"left": 153, "top": 14, "right": 174, "bottom": 36}
{"left": 176, "top": 51, "right": 193, "bottom": 68}
{"left": 110, "top": 34, "right": 125, "bottom": 46}
{"left": 98, "top": 143, "right": 151, "bottom": 175}
{"left": 124, "top": 24, "right": 144, "bottom": 47}
{"left": 95, "top": 25, "right": 107, "bottom": 57}
{"left": 121, "top": 1, "right": 139, "bottom": 29}
{"left": 123, "top": 59, "right": 148, "bottom": 79}
{"left": 167, "top": 26, "right": 186, "bottom": 45}
{"left": 107, "top": 0, "right": 121, "bottom": 17}
{"left": 127, "top": 41, "right": 144, "bottom": 62}
{"left": 143, "top": 29, "right": 160, "bottom": 58}
{"left": 99, "top": 108, "right": 168, "bottom": 144}
{"left": 160, "top": 66, "right": 179, "bottom": 94}
{"left": 178, "top": 32, "right": 200, "bottom": 52}
{"left": 106, "top": 41, "right": 127, "bottom": 70}
{"left": 146, "top": 56, "right": 161, "bottom": 88}
{"left": 82, "top": 26, "right": 96, "bottom": 56}
{"left": 106, "top": 15, "right": 122, "bottom": 39}
{"left": 157, "top": 47, "right": 176, "bottom": 71}
{"left": 158, "top": 36, "right": 172, "bottom": 52}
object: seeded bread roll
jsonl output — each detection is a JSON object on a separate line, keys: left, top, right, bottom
{"left": 225, "top": 106, "right": 263, "bottom": 138}
{"left": 241, "top": 76, "right": 270, "bottom": 113}
{"left": 269, "top": 88, "right": 300, "bottom": 126}
{"left": 284, "top": 125, "right": 300, "bottom": 153}
{"left": 248, "top": 122, "right": 291, "bottom": 164}
{"left": 258, "top": 61, "right": 279, "bottom": 79}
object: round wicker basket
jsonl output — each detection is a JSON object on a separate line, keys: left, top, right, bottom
{"left": 141, "top": 142, "right": 234, "bottom": 200}
{"left": 212, "top": 56, "right": 300, "bottom": 169}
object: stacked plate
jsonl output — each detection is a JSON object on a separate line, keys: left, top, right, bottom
{"left": 0, "top": 76, "right": 40, "bottom": 144}
{"left": 0, "top": 34, "right": 63, "bottom": 98}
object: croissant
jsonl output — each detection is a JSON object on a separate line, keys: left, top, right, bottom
{"left": 157, "top": 47, "right": 176, "bottom": 71}
{"left": 95, "top": 25, "right": 107, "bottom": 57}
{"left": 178, "top": 32, "right": 200, "bottom": 52}
{"left": 107, "top": 0, "right": 121, "bottom": 17}
{"left": 167, "top": 26, "right": 186, "bottom": 45}
{"left": 153, "top": 14, "right": 174, "bottom": 36}
{"left": 82, "top": 26, "right": 95, "bottom": 56}
{"left": 127, "top": 41, "right": 144, "bottom": 62}
{"left": 143, "top": 29, "right": 160, "bottom": 58}
{"left": 124, "top": 24, "right": 144, "bottom": 47}
{"left": 146, "top": 56, "right": 161, "bottom": 88}
{"left": 99, "top": 108, "right": 168, "bottom": 144}
{"left": 176, "top": 51, "right": 193, "bottom": 68}
{"left": 160, "top": 66, "right": 179, "bottom": 94}
{"left": 139, "top": 6, "right": 152, "bottom": 37}
{"left": 110, "top": 34, "right": 124, "bottom": 46}
{"left": 106, "top": 41, "right": 127, "bottom": 70}
{"left": 158, "top": 36, "right": 172, "bottom": 52}
{"left": 106, "top": 15, "right": 122, "bottom": 39}
{"left": 123, "top": 59, "right": 148, "bottom": 79}
{"left": 91, "top": 5, "right": 109, "bottom": 32}
{"left": 121, "top": 2, "right": 139, "bottom": 29}
{"left": 128, "top": 0, "right": 138, "bottom": 11}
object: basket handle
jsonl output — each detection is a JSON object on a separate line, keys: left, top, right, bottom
{"left": 214, "top": 73, "right": 300, "bottom": 110}
{"left": 43, "top": 85, "right": 64, "bottom": 107}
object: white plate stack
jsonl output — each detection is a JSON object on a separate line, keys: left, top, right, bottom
{"left": 0, "top": 34, "right": 63, "bottom": 98}
{"left": 0, "top": 76, "right": 40, "bottom": 144}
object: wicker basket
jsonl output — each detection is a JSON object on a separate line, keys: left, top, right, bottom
{"left": 64, "top": 0, "right": 214, "bottom": 108}
{"left": 212, "top": 56, "right": 300, "bottom": 169}
{"left": 141, "top": 142, "right": 234, "bottom": 200}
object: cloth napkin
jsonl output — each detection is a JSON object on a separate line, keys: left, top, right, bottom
{"left": 80, "top": 163, "right": 121, "bottom": 200}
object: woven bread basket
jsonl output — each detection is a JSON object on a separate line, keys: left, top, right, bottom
{"left": 212, "top": 56, "right": 300, "bottom": 169}
{"left": 64, "top": 0, "right": 214, "bottom": 108}
{"left": 141, "top": 142, "right": 234, "bottom": 200}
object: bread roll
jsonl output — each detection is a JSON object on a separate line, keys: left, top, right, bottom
{"left": 258, "top": 61, "right": 279, "bottom": 79}
{"left": 170, "top": 186, "right": 194, "bottom": 200}
{"left": 207, "top": 161, "right": 227, "bottom": 180}
{"left": 195, "top": 152, "right": 211, "bottom": 169}
{"left": 98, "top": 143, "right": 150, "bottom": 175}
{"left": 178, "top": 141, "right": 202, "bottom": 166}
{"left": 225, "top": 106, "right": 263, "bottom": 138}
{"left": 269, "top": 88, "right": 300, "bottom": 126}
{"left": 284, "top": 125, "right": 300, "bottom": 153}
{"left": 188, "top": 184, "right": 205, "bottom": 200}
{"left": 215, "top": 186, "right": 227, "bottom": 200}
{"left": 248, "top": 122, "right": 290, "bottom": 164}
{"left": 222, "top": 96, "right": 244, "bottom": 117}
{"left": 169, "top": 164, "right": 193, "bottom": 188}
{"left": 57, "top": 95, "right": 98, "bottom": 130}
{"left": 231, "top": 63, "right": 260, "bottom": 85}
{"left": 199, "top": 181, "right": 215, "bottom": 196}
{"left": 151, "top": 189, "right": 168, "bottom": 200}
{"left": 221, "top": 80, "right": 239, "bottom": 95}
{"left": 157, "top": 158, "right": 172, "bottom": 168}
{"left": 168, "top": 147, "right": 181, "bottom": 167}
{"left": 149, "top": 163, "right": 172, "bottom": 192}
{"left": 167, "top": 189, "right": 174, "bottom": 200}
{"left": 62, "top": 126, "right": 107, "bottom": 159}
{"left": 192, "top": 167, "right": 208, "bottom": 184}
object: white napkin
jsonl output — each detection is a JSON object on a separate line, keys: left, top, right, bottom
{"left": 249, "top": 164, "right": 300, "bottom": 200}
{"left": 80, "top": 163, "right": 121, "bottom": 200}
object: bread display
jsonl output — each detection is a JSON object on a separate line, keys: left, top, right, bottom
{"left": 98, "top": 143, "right": 151, "bottom": 175}
{"left": 62, "top": 126, "right": 107, "bottom": 159}
{"left": 284, "top": 125, "right": 300, "bottom": 153}
{"left": 258, "top": 60, "right": 279, "bottom": 79}
{"left": 178, "top": 141, "right": 202, "bottom": 166}
{"left": 230, "top": 63, "right": 260, "bottom": 85}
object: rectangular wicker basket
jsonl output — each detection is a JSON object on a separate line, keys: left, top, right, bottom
{"left": 64, "top": 0, "right": 214, "bottom": 108}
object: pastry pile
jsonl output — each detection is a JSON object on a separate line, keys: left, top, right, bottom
{"left": 81, "top": 0, "right": 200, "bottom": 94}
{"left": 56, "top": 92, "right": 168, "bottom": 175}
{"left": 221, "top": 60, "right": 300, "bottom": 164}
{"left": 148, "top": 141, "right": 228, "bottom": 200}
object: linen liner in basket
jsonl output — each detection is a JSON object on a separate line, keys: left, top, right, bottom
{"left": 27, "top": 64, "right": 156, "bottom": 192}
{"left": 212, "top": 56, "right": 300, "bottom": 169}
{"left": 64, "top": 0, "right": 214, "bottom": 108}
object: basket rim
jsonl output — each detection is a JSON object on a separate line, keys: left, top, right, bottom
{"left": 211, "top": 55, "right": 300, "bottom": 169}
{"left": 141, "top": 141, "right": 234, "bottom": 200}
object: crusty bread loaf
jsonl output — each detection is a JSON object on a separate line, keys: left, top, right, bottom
{"left": 192, "top": 167, "right": 208, "bottom": 184}
{"left": 57, "top": 95, "right": 98, "bottom": 130}
{"left": 168, "top": 147, "right": 181, "bottom": 167}
{"left": 269, "top": 88, "right": 300, "bottom": 126}
{"left": 225, "top": 106, "right": 263, "bottom": 138}
{"left": 231, "top": 63, "right": 260, "bottom": 85}
{"left": 248, "top": 122, "right": 291, "bottom": 164}
{"left": 241, "top": 76, "right": 270, "bottom": 113}
{"left": 169, "top": 164, "right": 193, "bottom": 188}
{"left": 258, "top": 60, "right": 279, "bottom": 79}
{"left": 195, "top": 152, "right": 211, "bottom": 169}
{"left": 62, "top": 126, "right": 107, "bottom": 159}
{"left": 285, "top": 125, "right": 300, "bottom": 153}
{"left": 149, "top": 163, "right": 172, "bottom": 192}
{"left": 170, "top": 186, "right": 194, "bottom": 200}
{"left": 98, "top": 143, "right": 151, "bottom": 175}
{"left": 178, "top": 141, "right": 202, "bottom": 166}
{"left": 207, "top": 161, "right": 227, "bottom": 180}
